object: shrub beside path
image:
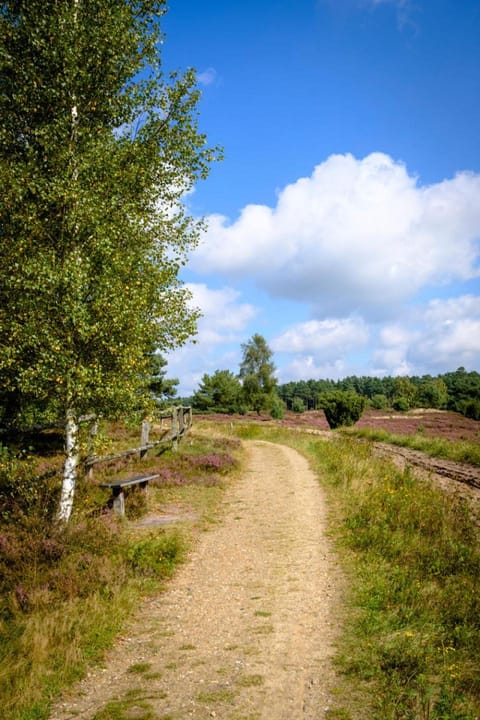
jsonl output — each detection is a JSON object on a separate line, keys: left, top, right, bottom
{"left": 49, "top": 440, "right": 342, "bottom": 720}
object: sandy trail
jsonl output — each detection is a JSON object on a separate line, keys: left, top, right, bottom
{"left": 49, "top": 440, "right": 341, "bottom": 720}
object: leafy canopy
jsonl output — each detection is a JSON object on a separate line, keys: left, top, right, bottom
{"left": 0, "top": 0, "right": 219, "bottom": 425}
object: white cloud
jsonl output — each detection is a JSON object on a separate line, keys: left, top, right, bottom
{"left": 270, "top": 317, "right": 369, "bottom": 385}
{"left": 412, "top": 295, "right": 480, "bottom": 370}
{"left": 373, "top": 295, "right": 480, "bottom": 375}
{"left": 278, "top": 355, "right": 349, "bottom": 383}
{"left": 270, "top": 294, "right": 480, "bottom": 386}
{"left": 192, "top": 153, "right": 480, "bottom": 320}
{"left": 271, "top": 317, "right": 369, "bottom": 357}
{"left": 165, "top": 290, "right": 480, "bottom": 394}
{"left": 186, "top": 283, "right": 257, "bottom": 335}
{"left": 197, "top": 67, "right": 218, "bottom": 86}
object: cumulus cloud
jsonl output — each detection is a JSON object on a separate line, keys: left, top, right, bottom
{"left": 412, "top": 295, "right": 480, "bottom": 370}
{"left": 192, "top": 153, "right": 480, "bottom": 320}
{"left": 270, "top": 295, "right": 480, "bottom": 386}
{"left": 269, "top": 317, "right": 369, "bottom": 385}
{"left": 374, "top": 295, "right": 480, "bottom": 375}
{"left": 185, "top": 283, "right": 257, "bottom": 337}
{"left": 278, "top": 355, "right": 349, "bottom": 384}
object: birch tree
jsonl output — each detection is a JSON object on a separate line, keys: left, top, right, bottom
{"left": 0, "top": 1, "right": 218, "bottom": 522}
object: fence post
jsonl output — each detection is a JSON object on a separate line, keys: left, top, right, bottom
{"left": 87, "top": 418, "right": 98, "bottom": 481}
{"left": 140, "top": 418, "right": 150, "bottom": 458}
{"left": 179, "top": 406, "right": 185, "bottom": 436}
{"left": 171, "top": 407, "right": 179, "bottom": 451}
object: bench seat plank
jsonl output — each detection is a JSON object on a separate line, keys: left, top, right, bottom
{"left": 100, "top": 473, "right": 159, "bottom": 490}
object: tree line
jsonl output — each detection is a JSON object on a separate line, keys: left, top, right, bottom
{"left": 191, "top": 341, "right": 480, "bottom": 422}
{"left": 277, "top": 367, "right": 480, "bottom": 419}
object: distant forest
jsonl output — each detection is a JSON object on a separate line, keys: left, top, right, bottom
{"left": 276, "top": 367, "right": 480, "bottom": 420}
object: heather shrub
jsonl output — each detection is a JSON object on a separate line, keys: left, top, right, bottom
{"left": 188, "top": 452, "right": 236, "bottom": 473}
{"left": 0, "top": 512, "right": 125, "bottom": 617}
{"left": 0, "top": 421, "right": 240, "bottom": 719}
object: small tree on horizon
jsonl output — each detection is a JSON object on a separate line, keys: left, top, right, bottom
{"left": 239, "top": 334, "right": 277, "bottom": 414}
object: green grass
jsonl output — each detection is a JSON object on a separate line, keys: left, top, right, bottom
{"left": 197, "top": 688, "right": 236, "bottom": 703}
{"left": 236, "top": 674, "right": 265, "bottom": 687}
{"left": 343, "top": 426, "right": 480, "bottom": 467}
{"left": 226, "top": 421, "right": 480, "bottom": 719}
{"left": 92, "top": 687, "right": 167, "bottom": 720}
{"left": 127, "top": 662, "right": 153, "bottom": 674}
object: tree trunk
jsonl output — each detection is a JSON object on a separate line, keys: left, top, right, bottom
{"left": 56, "top": 0, "right": 81, "bottom": 525}
{"left": 57, "top": 408, "right": 79, "bottom": 524}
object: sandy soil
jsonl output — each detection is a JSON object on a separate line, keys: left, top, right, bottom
{"left": 49, "top": 441, "right": 342, "bottom": 720}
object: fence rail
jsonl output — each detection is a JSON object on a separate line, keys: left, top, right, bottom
{"left": 85, "top": 406, "right": 192, "bottom": 480}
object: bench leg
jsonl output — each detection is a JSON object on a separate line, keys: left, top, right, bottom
{"left": 112, "top": 487, "right": 125, "bottom": 517}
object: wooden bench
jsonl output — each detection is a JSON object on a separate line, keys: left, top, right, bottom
{"left": 101, "top": 473, "right": 159, "bottom": 517}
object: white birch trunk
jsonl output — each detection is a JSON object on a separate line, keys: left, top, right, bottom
{"left": 57, "top": 409, "right": 79, "bottom": 524}
{"left": 57, "top": 0, "right": 81, "bottom": 525}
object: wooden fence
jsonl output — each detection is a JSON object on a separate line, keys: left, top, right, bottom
{"left": 84, "top": 406, "right": 192, "bottom": 480}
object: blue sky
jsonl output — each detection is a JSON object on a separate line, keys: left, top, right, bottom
{"left": 161, "top": 0, "right": 480, "bottom": 396}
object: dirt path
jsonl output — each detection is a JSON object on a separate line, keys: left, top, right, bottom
{"left": 49, "top": 441, "right": 341, "bottom": 720}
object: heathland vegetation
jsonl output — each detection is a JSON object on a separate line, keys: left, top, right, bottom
{"left": 0, "top": 419, "right": 242, "bottom": 720}
{"left": 192, "top": 356, "right": 480, "bottom": 428}
{"left": 191, "top": 334, "right": 480, "bottom": 423}
{"left": 232, "top": 422, "right": 480, "bottom": 719}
